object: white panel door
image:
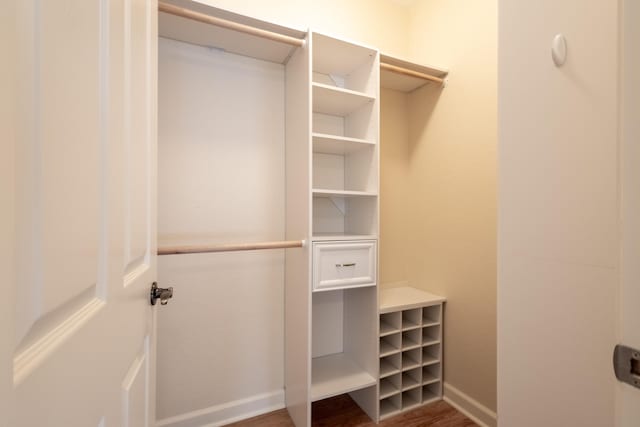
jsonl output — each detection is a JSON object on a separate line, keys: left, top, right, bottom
{"left": 618, "top": 0, "right": 640, "bottom": 423}
{"left": 3, "top": 0, "right": 158, "bottom": 426}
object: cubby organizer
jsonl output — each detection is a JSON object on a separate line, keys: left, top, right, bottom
{"left": 378, "top": 287, "right": 446, "bottom": 420}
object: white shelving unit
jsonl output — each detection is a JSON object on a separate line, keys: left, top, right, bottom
{"left": 311, "top": 32, "right": 378, "bottom": 242}
{"left": 378, "top": 286, "right": 446, "bottom": 420}
{"left": 308, "top": 32, "right": 380, "bottom": 424}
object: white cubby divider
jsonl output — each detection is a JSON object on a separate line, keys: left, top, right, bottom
{"left": 378, "top": 287, "right": 445, "bottom": 420}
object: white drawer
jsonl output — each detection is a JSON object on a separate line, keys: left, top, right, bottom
{"left": 312, "top": 240, "right": 376, "bottom": 292}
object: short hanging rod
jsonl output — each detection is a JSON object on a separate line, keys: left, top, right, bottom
{"left": 158, "top": 2, "right": 305, "bottom": 48}
{"left": 158, "top": 239, "right": 306, "bottom": 255}
{"left": 380, "top": 62, "right": 445, "bottom": 85}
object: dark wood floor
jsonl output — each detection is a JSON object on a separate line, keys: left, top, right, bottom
{"left": 225, "top": 394, "right": 477, "bottom": 427}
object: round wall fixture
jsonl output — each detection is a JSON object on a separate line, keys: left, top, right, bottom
{"left": 552, "top": 34, "right": 567, "bottom": 67}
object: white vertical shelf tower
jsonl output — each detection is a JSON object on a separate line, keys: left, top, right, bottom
{"left": 286, "top": 31, "right": 380, "bottom": 427}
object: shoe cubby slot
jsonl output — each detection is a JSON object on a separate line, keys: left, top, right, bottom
{"left": 422, "top": 381, "right": 441, "bottom": 404}
{"left": 422, "top": 305, "right": 441, "bottom": 326}
{"left": 402, "top": 308, "right": 421, "bottom": 330}
{"left": 380, "top": 312, "right": 401, "bottom": 336}
{"left": 380, "top": 353, "right": 401, "bottom": 378}
{"left": 402, "top": 367, "right": 421, "bottom": 391}
{"left": 379, "top": 393, "right": 402, "bottom": 420}
{"left": 379, "top": 373, "right": 401, "bottom": 399}
{"left": 422, "top": 343, "right": 440, "bottom": 366}
{"left": 402, "top": 329, "right": 421, "bottom": 350}
{"left": 422, "top": 363, "right": 441, "bottom": 385}
{"left": 402, "top": 387, "right": 422, "bottom": 411}
{"left": 402, "top": 348, "right": 421, "bottom": 371}
{"left": 380, "top": 333, "right": 401, "bottom": 357}
{"left": 422, "top": 325, "right": 440, "bottom": 346}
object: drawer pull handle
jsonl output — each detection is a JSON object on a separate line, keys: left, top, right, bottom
{"left": 336, "top": 263, "right": 356, "bottom": 267}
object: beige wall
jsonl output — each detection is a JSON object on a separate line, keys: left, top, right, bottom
{"left": 379, "top": 88, "right": 410, "bottom": 284}
{"left": 404, "top": 0, "right": 498, "bottom": 416}
{"left": 0, "top": 0, "right": 15, "bottom": 422}
{"left": 498, "top": 0, "right": 619, "bottom": 425}
{"left": 198, "top": 0, "right": 411, "bottom": 57}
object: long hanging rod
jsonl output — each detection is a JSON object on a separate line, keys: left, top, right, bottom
{"left": 158, "top": 2, "right": 305, "bottom": 47}
{"left": 380, "top": 62, "right": 445, "bottom": 85}
{"left": 158, "top": 239, "right": 305, "bottom": 255}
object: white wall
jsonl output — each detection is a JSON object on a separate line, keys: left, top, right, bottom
{"left": 157, "top": 38, "right": 286, "bottom": 424}
{"left": 498, "top": 0, "right": 618, "bottom": 425}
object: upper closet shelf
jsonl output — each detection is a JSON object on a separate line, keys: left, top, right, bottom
{"left": 313, "top": 32, "right": 376, "bottom": 76}
{"left": 380, "top": 53, "right": 448, "bottom": 93}
{"left": 313, "top": 83, "right": 375, "bottom": 116}
{"left": 312, "top": 133, "right": 375, "bottom": 155}
{"left": 158, "top": 0, "right": 306, "bottom": 64}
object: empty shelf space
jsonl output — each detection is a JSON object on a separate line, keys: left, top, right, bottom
{"left": 380, "top": 334, "right": 401, "bottom": 357}
{"left": 313, "top": 189, "right": 378, "bottom": 198}
{"left": 379, "top": 394, "right": 402, "bottom": 420}
{"left": 402, "top": 368, "right": 421, "bottom": 391}
{"left": 402, "top": 349, "right": 421, "bottom": 371}
{"left": 422, "top": 382, "right": 441, "bottom": 404}
{"left": 380, "top": 312, "right": 401, "bottom": 336}
{"left": 422, "top": 363, "right": 441, "bottom": 385}
{"left": 380, "top": 320, "right": 398, "bottom": 337}
{"left": 402, "top": 308, "right": 422, "bottom": 330}
{"left": 402, "top": 329, "right": 421, "bottom": 350}
{"left": 379, "top": 373, "right": 401, "bottom": 399}
{"left": 380, "top": 354, "right": 401, "bottom": 378}
{"left": 313, "top": 83, "right": 374, "bottom": 116}
{"left": 402, "top": 388, "right": 422, "bottom": 411}
{"left": 422, "top": 305, "right": 441, "bottom": 326}
{"left": 422, "top": 344, "right": 440, "bottom": 366}
{"left": 312, "top": 133, "right": 375, "bottom": 155}
{"left": 311, "top": 353, "right": 377, "bottom": 401}
{"left": 422, "top": 325, "right": 441, "bottom": 345}
{"left": 313, "top": 33, "right": 376, "bottom": 79}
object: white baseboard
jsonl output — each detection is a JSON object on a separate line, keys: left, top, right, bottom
{"left": 156, "top": 390, "right": 285, "bottom": 427}
{"left": 443, "top": 382, "right": 497, "bottom": 427}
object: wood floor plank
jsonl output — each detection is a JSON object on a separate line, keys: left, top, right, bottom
{"left": 224, "top": 395, "right": 477, "bottom": 427}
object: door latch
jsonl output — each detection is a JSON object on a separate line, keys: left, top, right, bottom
{"left": 613, "top": 344, "right": 640, "bottom": 389}
{"left": 150, "top": 282, "right": 173, "bottom": 306}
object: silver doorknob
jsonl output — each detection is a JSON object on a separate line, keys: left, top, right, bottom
{"left": 150, "top": 282, "right": 173, "bottom": 306}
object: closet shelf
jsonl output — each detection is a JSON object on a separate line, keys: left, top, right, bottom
{"left": 311, "top": 353, "right": 377, "bottom": 401}
{"left": 312, "top": 133, "right": 375, "bottom": 155}
{"left": 312, "top": 83, "right": 374, "bottom": 116}
{"left": 380, "top": 53, "right": 448, "bottom": 93}
{"left": 380, "top": 359, "right": 400, "bottom": 378}
{"left": 312, "top": 233, "right": 377, "bottom": 242}
{"left": 379, "top": 397, "right": 401, "bottom": 419}
{"left": 313, "top": 189, "right": 377, "bottom": 198}
{"left": 379, "top": 286, "right": 445, "bottom": 314}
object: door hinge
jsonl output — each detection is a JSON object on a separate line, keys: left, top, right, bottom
{"left": 614, "top": 344, "right": 640, "bottom": 389}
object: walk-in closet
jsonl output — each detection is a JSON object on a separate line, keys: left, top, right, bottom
{"left": 155, "top": 1, "right": 496, "bottom": 427}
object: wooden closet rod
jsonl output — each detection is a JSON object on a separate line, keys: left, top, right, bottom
{"left": 158, "top": 2, "right": 305, "bottom": 48}
{"left": 158, "top": 239, "right": 305, "bottom": 255}
{"left": 380, "top": 62, "right": 445, "bottom": 85}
